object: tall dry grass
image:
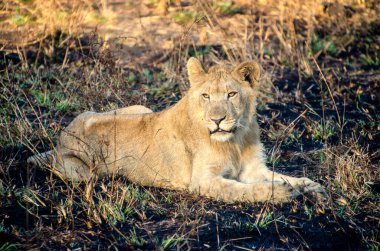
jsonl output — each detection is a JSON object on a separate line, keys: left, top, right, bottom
{"left": 0, "top": 0, "right": 109, "bottom": 47}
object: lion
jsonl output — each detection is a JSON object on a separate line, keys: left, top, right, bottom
{"left": 28, "top": 58, "right": 326, "bottom": 203}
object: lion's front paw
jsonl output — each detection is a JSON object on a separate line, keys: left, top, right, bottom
{"left": 268, "top": 183, "right": 301, "bottom": 203}
{"left": 295, "top": 178, "right": 328, "bottom": 201}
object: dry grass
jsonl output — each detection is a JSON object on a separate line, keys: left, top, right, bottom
{"left": 0, "top": 0, "right": 379, "bottom": 249}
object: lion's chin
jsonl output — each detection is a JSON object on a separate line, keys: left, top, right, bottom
{"left": 210, "top": 131, "right": 234, "bottom": 142}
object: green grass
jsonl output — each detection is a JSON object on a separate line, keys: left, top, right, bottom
{"left": 310, "top": 33, "right": 339, "bottom": 57}
{"left": 172, "top": 11, "right": 194, "bottom": 26}
{"left": 360, "top": 54, "right": 380, "bottom": 67}
{"left": 311, "top": 120, "right": 336, "bottom": 142}
{"left": 11, "top": 14, "right": 31, "bottom": 26}
{"left": 0, "top": 243, "right": 19, "bottom": 251}
{"left": 212, "top": 1, "right": 242, "bottom": 15}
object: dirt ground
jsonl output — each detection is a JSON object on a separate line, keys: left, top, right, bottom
{"left": 0, "top": 0, "right": 379, "bottom": 250}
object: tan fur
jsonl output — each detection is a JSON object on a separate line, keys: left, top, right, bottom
{"left": 28, "top": 58, "right": 326, "bottom": 203}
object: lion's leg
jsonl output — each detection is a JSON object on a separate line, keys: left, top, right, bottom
{"left": 239, "top": 152, "right": 326, "bottom": 198}
{"left": 242, "top": 166, "right": 326, "bottom": 195}
{"left": 189, "top": 173, "right": 297, "bottom": 203}
{"left": 53, "top": 154, "right": 91, "bottom": 181}
{"left": 190, "top": 153, "right": 298, "bottom": 203}
{"left": 50, "top": 105, "right": 151, "bottom": 182}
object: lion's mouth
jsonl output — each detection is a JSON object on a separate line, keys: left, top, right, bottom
{"left": 210, "top": 127, "right": 236, "bottom": 135}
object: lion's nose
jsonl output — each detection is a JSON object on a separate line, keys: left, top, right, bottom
{"left": 211, "top": 116, "right": 226, "bottom": 125}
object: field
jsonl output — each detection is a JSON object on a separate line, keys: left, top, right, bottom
{"left": 0, "top": 0, "right": 379, "bottom": 250}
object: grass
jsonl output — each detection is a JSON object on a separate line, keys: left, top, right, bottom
{"left": 310, "top": 33, "right": 339, "bottom": 57}
{"left": 0, "top": 0, "right": 379, "bottom": 250}
{"left": 212, "top": 1, "right": 242, "bottom": 16}
{"left": 172, "top": 11, "right": 195, "bottom": 26}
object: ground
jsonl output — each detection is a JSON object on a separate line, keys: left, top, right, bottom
{"left": 0, "top": 0, "right": 379, "bottom": 250}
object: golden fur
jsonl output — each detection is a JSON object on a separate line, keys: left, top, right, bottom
{"left": 28, "top": 58, "right": 326, "bottom": 203}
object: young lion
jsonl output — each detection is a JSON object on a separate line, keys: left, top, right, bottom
{"left": 28, "top": 58, "right": 326, "bottom": 203}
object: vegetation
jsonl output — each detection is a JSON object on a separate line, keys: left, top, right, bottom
{"left": 0, "top": 0, "right": 379, "bottom": 249}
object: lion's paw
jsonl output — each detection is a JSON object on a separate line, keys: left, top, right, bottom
{"left": 268, "top": 183, "right": 301, "bottom": 203}
{"left": 295, "top": 178, "right": 328, "bottom": 201}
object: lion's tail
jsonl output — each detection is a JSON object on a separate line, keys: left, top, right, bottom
{"left": 27, "top": 150, "right": 54, "bottom": 168}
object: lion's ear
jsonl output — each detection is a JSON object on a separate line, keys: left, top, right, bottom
{"left": 233, "top": 61, "right": 261, "bottom": 88}
{"left": 187, "top": 57, "right": 206, "bottom": 87}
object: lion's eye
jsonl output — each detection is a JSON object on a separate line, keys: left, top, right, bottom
{"left": 202, "top": 93, "right": 210, "bottom": 99}
{"left": 228, "top": 92, "right": 237, "bottom": 98}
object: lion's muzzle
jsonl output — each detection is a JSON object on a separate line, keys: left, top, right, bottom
{"left": 207, "top": 115, "right": 237, "bottom": 141}
{"left": 209, "top": 127, "right": 237, "bottom": 135}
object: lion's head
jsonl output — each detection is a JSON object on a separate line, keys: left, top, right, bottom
{"left": 186, "top": 57, "right": 261, "bottom": 142}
